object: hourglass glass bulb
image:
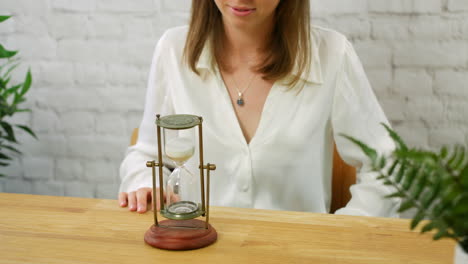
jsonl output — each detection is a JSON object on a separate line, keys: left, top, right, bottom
{"left": 165, "top": 137, "right": 195, "bottom": 164}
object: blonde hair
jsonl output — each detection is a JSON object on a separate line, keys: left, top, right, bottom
{"left": 184, "top": 0, "right": 312, "bottom": 88}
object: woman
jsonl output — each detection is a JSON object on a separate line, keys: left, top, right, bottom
{"left": 118, "top": 0, "right": 400, "bottom": 217}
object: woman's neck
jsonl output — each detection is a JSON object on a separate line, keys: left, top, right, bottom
{"left": 219, "top": 19, "right": 275, "bottom": 70}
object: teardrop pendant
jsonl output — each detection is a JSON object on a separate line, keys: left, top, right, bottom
{"left": 237, "top": 93, "right": 244, "bottom": 106}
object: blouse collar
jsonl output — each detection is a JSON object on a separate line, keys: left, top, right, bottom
{"left": 195, "top": 36, "right": 324, "bottom": 85}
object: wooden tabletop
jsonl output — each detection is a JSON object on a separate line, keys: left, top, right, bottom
{"left": 0, "top": 193, "right": 455, "bottom": 264}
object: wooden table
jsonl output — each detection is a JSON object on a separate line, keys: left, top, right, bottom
{"left": 0, "top": 193, "right": 455, "bottom": 264}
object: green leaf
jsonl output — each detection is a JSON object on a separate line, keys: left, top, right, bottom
{"left": 15, "top": 125, "right": 37, "bottom": 139}
{"left": 395, "top": 161, "right": 407, "bottom": 183}
{"left": 433, "top": 229, "right": 447, "bottom": 240}
{"left": 421, "top": 181, "right": 441, "bottom": 208}
{"left": 460, "top": 164, "right": 468, "bottom": 187}
{"left": 16, "top": 109, "right": 32, "bottom": 113}
{"left": 0, "top": 121, "right": 16, "bottom": 142}
{"left": 6, "top": 84, "right": 22, "bottom": 96}
{"left": 340, "top": 134, "right": 378, "bottom": 165}
{"left": 378, "top": 156, "right": 386, "bottom": 170}
{"left": 2, "top": 62, "right": 20, "bottom": 80}
{"left": 0, "top": 44, "right": 18, "bottom": 59}
{"left": 452, "top": 146, "right": 465, "bottom": 171}
{"left": 441, "top": 189, "right": 459, "bottom": 206}
{"left": 20, "top": 69, "right": 32, "bottom": 96}
{"left": 385, "top": 191, "right": 406, "bottom": 199}
{"left": 447, "top": 146, "right": 459, "bottom": 168}
{"left": 440, "top": 146, "right": 448, "bottom": 159}
{"left": 13, "top": 92, "right": 25, "bottom": 105}
{"left": 412, "top": 175, "right": 427, "bottom": 200}
{"left": 421, "top": 222, "right": 435, "bottom": 233}
{"left": 1, "top": 144, "right": 21, "bottom": 155}
{"left": 398, "top": 200, "right": 415, "bottom": 213}
{"left": 387, "top": 159, "right": 399, "bottom": 176}
{"left": 0, "top": 57, "right": 20, "bottom": 75}
{"left": 402, "top": 166, "right": 418, "bottom": 190}
{"left": 381, "top": 123, "right": 408, "bottom": 151}
{"left": 410, "top": 211, "right": 425, "bottom": 230}
{"left": 0, "top": 152, "right": 12, "bottom": 160}
{"left": 453, "top": 198, "right": 468, "bottom": 215}
{"left": 396, "top": 149, "right": 437, "bottom": 165}
{"left": 0, "top": 16, "right": 11, "bottom": 23}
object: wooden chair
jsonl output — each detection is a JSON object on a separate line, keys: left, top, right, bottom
{"left": 129, "top": 128, "right": 356, "bottom": 213}
{"left": 330, "top": 144, "right": 356, "bottom": 213}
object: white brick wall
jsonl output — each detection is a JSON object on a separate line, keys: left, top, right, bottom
{"left": 0, "top": 0, "right": 467, "bottom": 202}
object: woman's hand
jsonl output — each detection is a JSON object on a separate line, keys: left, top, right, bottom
{"left": 118, "top": 187, "right": 161, "bottom": 213}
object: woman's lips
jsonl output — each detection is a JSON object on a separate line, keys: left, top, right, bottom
{"left": 230, "top": 6, "right": 255, "bottom": 16}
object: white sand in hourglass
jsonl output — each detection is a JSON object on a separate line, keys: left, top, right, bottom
{"left": 165, "top": 137, "right": 195, "bottom": 164}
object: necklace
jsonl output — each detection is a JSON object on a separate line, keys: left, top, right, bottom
{"left": 231, "top": 72, "right": 256, "bottom": 106}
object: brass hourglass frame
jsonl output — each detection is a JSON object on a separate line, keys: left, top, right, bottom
{"left": 146, "top": 114, "right": 216, "bottom": 229}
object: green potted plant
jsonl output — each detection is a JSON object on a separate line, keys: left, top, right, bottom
{"left": 343, "top": 124, "right": 467, "bottom": 264}
{"left": 0, "top": 15, "right": 37, "bottom": 176}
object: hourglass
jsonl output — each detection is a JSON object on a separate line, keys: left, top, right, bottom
{"left": 144, "top": 114, "right": 217, "bottom": 250}
{"left": 164, "top": 126, "right": 199, "bottom": 219}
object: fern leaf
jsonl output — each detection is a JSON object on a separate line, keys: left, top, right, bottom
{"left": 385, "top": 191, "right": 406, "bottom": 199}
{"left": 447, "top": 146, "right": 460, "bottom": 168}
{"left": 453, "top": 197, "right": 468, "bottom": 215}
{"left": 412, "top": 174, "right": 427, "bottom": 200}
{"left": 396, "top": 149, "right": 437, "bottom": 165}
{"left": 340, "top": 134, "right": 378, "bottom": 165}
{"left": 452, "top": 146, "right": 465, "bottom": 171}
{"left": 402, "top": 166, "right": 418, "bottom": 190}
{"left": 0, "top": 152, "right": 12, "bottom": 160}
{"left": 422, "top": 181, "right": 441, "bottom": 208}
{"left": 398, "top": 200, "right": 415, "bottom": 213}
{"left": 387, "top": 159, "right": 399, "bottom": 176}
{"left": 440, "top": 146, "right": 448, "bottom": 159}
{"left": 410, "top": 211, "right": 425, "bottom": 230}
{"left": 395, "top": 160, "right": 407, "bottom": 183}
{"left": 378, "top": 156, "right": 386, "bottom": 170}
{"left": 381, "top": 123, "right": 408, "bottom": 151}
{"left": 383, "top": 179, "right": 393, "bottom": 185}
{"left": 433, "top": 229, "right": 448, "bottom": 240}
{"left": 421, "top": 222, "right": 435, "bottom": 233}
{"left": 460, "top": 164, "right": 468, "bottom": 188}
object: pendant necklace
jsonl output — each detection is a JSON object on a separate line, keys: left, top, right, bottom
{"left": 231, "top": 72, "right": 256, "bottom": 107}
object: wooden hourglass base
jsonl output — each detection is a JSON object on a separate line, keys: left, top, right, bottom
{"left": 144, "top": 219, "right": 217, "bottom": 250}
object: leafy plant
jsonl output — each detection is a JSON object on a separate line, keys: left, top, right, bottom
{"left": 342, "top": 124, "right": 468, "bottom": 254}
{"left": 0, "top": 15, "right": 37, "bottom": 176}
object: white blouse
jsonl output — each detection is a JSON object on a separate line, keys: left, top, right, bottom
{"left": 119, "top": 25, "right": 400, "bottom": 217}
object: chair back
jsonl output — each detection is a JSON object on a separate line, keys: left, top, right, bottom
{"left": 130, "top": 127, "right": 139, "bottom": 146}
{"left": 330, "top": 144, "right": 356, "bottom": 213}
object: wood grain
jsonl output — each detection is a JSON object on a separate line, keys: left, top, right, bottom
{"left": 0, "top": 193, "right": 455, "bottom": 264}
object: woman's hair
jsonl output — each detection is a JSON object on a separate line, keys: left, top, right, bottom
{"left": 184, "top": 1, "right": 311, "bottom": 88}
